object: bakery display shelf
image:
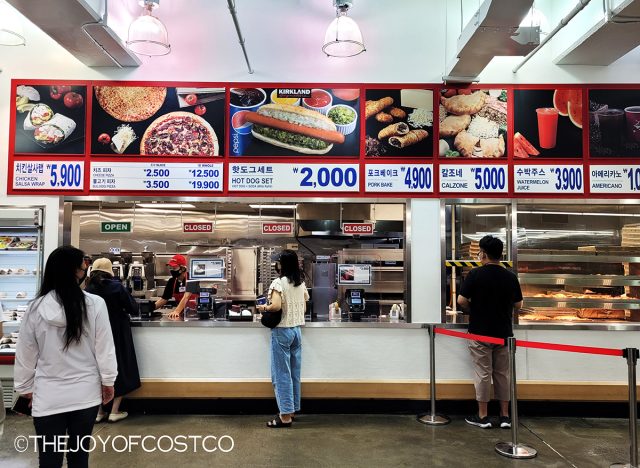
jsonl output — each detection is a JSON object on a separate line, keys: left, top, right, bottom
{"left": 524, "top": 297, "right": 640, "bottom": 309}
{"left": 518, "top": 254, "right": 640, "bottom": 263}
{"left": 518, "top": 273, "right": 640, "bottom": 287}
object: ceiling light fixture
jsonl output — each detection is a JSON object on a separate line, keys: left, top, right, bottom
{"left": 322, "top": 0, "right": 365, "bottom": 58}
{"left": 126, "top": 0, "right": 170, "bottom": 57}
{"left": 0, "top": 1, "right": 26, "bottom": 46}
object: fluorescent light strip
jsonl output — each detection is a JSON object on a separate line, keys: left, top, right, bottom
{"left": 518, "top": 211, "right": 640, "bottom": 217}
{"left": 136, "top": 203, "right": 195, "bottom": 209}
{"left": 249, "top": 204, "right": 297, "bottom": 209}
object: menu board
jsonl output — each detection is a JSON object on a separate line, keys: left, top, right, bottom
{"left": 90, "top": 162, "right": 223, "bottom": 192}
{"left": 7, "top": 80, "right": 640, "bottom": 198}
{"left": 228, "top": 163, "right": 359, "bottom": 192}
{"left": 589, "top": 89, "right": 640, "bottom": 158}
{"left": 364, "top": 88, "right": 433, "bottom": 157}
{"left": 514, "top": 89, "right": 583, "bottom": 158}
{"left": 13, "top": 83, "right": 87, "bottom": 155}
{"left": 91, "top": 85, "right": 225, "bottom": 157}
{"left": 228, "top": 87, "right": 360, "bottom": 157}
{"left": 514, "top": 164, "right": 584, "bottom": 194}
{"left": 439, "top": 164, "right": 508, "bottom": 193}
{"left": 365, "top": 164, "right": 433, "bottom": 193}
{"left": 438, "top": 88, "right": 508, "bottom": 159}
{"left": 590, "top": 165, "right": 640, "bottom": 194}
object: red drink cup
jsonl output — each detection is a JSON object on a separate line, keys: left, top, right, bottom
{"left": 536, "top": 108, "right": 559, "bottom": 149}
{"left": 625, "top": 106, "right": 640, "bottom": 143}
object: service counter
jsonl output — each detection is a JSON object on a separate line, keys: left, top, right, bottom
{"left": 126, "top": 319, "right": 640, "bottom": 402}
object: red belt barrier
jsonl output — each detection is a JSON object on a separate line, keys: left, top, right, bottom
{"left": 516, "top": 339, "right": 624, "bottom": 357}
{"left": 434, "top": 327, "right": 505, "bottom": 345}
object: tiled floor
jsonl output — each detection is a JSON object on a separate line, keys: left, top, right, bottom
{"left": 0, "top": 413, "right": 633, "bottom": 467}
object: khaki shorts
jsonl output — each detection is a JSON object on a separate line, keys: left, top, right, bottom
{"left": 468, "top": 340, "right": 510, "bottom": 402}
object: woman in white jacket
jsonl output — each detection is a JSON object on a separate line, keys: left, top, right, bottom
{"left": 14, "top": 245, "right": 117, "bottom": 468}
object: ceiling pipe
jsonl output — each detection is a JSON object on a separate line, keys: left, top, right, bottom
{"left": 512, "top": 0, "right": 591, "bottom": 73}
{"left": 227, "top": 0, "right": 254, "bottom": 74}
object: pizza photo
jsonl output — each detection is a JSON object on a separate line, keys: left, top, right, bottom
{"left": 94, "top": 86, "right": 167, "bottom": 122}
{"left": 140, "top": 112, "right": 218, "bottom": 156}
{"left": 91, "top": 85, "right": 225, "bottom": 157}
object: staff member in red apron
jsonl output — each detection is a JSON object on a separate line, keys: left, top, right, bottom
{"left": 154, "top": 254, "right": 197, "bottom": 319}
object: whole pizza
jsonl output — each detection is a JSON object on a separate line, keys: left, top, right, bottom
{"left": 94, "top": 86, "right": 167, "bottom": 122}
{"left": 140, "top": 111, "right": 218, "bottom": 156}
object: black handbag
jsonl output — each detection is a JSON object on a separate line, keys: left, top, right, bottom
{"left": 260, "top": 309, "right": 282, "bottom": 328}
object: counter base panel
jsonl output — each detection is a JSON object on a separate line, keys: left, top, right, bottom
{"left": 128, "top": 379, "right": 638, "bottom": 402}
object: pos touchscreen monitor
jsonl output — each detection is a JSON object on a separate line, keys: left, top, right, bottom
{"left": 189, "top": 258, "right": 225, "bottom": 280}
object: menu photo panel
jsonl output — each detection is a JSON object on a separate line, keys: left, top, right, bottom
{"left": 364, "top": 88, "right": 434, "bottom": 158}
{"left": 228, "top": 87, "right": 361, "bottom": 157}
{"left": 438, "top": 88, "right": 508, "bottom": 159}
{"left": 13, "top": 83, "right": 87, "bottom": 155}
{"left": 513, "top": 88, "right": 583, "bottom": 159}
{"left": 589, "top": 89, "right": 640, "bottom": 158}
{"left": 90, "top": 84, "right": 225, "bottom": 157}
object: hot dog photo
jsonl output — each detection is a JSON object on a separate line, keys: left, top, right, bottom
{"left": 365, "top": 88, "right": 434, "bottom": 157}
{"left": 229, "top": 87, "right": 360, "bottom": 156}
{"left": 13, "top": 83, "right": 86, "bottom": 155}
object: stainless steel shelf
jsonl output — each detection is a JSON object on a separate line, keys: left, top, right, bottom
{"left": 525, "top": 297, "right": 640, "bottom": 309}
{"left": 519, "top": 273, "right": 640, "bottom": 287}
{"left": 519, "top": 254, "right": 640, "bottom": 263}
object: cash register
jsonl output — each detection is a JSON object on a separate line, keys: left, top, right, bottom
{"left": 345, "top": 289, "right": 366, "bottom": 321}
{"left": 186, "top": 257, "right": 224, "bottom": 320}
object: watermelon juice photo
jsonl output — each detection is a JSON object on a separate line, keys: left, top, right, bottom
{"left": 536, "top": 107, "right": 559, "bottom": 149}
{"left": 597, "top": 108, "right": 625, "bottom": 149}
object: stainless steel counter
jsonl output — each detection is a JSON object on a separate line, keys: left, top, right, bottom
{"left": 129, "top": 317, "right": 420, "bottom": 328}
{"left": 129, "top": 317, "right": 640, "bottom": 331}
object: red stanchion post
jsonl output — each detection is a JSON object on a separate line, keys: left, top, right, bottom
{"left": 611, "top": 347, "right": 639, "bottom": 468}
{"left": 417, "top": 325, "right": 450, "bottom": 426}
{"left": 495, "top": 337, "right": 537, "bottom": 459}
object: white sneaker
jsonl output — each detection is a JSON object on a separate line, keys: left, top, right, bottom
{"left": 108, "top": 412, "right": 128, "bottom": 423}
{"left": 95, "top": 412, "right": 107, "bottom": 423}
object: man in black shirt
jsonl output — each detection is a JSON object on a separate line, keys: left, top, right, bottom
{"left": 457, "top": 235, "right": 523, "bottom": 429}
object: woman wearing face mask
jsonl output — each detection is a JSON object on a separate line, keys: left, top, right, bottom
{"left": 14, "top": 245, "right": 117, "bottom": 467}
{"left": 154, "top": 254, "right": 197, "bottom": 319}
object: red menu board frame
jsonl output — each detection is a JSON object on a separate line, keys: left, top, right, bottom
{"left": 7, "top": 79, "right": 640, "bottom": 199}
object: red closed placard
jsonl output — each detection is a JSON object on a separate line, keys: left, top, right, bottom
{"left": 262, "top": 222, "right": 293, "bottom": 234}
{"left": 183, "top": 222, "right": 213, "bottom": 233}
{"left": 342, "top": 223, "right": 374, "bottom": 235}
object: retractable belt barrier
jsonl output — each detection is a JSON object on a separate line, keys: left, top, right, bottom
{"left": 417, "top": 326, "right": 638, "bottom": 466}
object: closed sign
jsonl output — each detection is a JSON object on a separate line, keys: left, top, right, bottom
{"left": 262, "top": 222, "right": 293, "bottom": 234}
{"left": 342, "top": 223, "right": 374, "bottom": 235}
{"left": 183, "top": 222, "right": 213, "bottom": 233}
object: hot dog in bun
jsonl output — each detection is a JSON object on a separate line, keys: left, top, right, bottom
{"left": 245, "top": 103, "right": 345, "bottom": 154}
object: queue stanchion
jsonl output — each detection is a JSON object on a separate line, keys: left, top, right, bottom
{"left": 417, "top": 324, "right": 450, "bottom": 425}
{"left": 495, "top": 336, "right": 537, "bottom": 459}
{"left": 611, "top": 347, "right": 639, "bottom": 468}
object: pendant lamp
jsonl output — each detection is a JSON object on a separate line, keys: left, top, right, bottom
{"left": 322, "top": 0, "right": 365, "bottom": 58}
{"left": 0, "top": 1, "right": 25, "bottom": 46}
{"left": 127, "top": 0, "right": 170, "bottom": 57}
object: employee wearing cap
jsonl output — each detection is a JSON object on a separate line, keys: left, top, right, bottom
{"left": 155, "top": 254, "right": 196, "bottom": 319}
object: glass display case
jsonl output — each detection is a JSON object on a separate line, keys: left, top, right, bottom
{"left": 443, "top": 201, "right": 514, "bottom": 323}
{"left": 516, "top": 203, "right": 640, "bottom": 324}
{"left": 0, "top": 207, "right": 44, "bottom": 357}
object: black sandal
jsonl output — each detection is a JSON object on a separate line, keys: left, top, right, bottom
{"left": 266, "top": 416, "right": 292, "bottom": 428}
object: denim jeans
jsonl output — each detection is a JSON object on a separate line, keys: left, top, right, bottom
{"left": 270, "top": 326, "right": 302, "bottom": 415}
